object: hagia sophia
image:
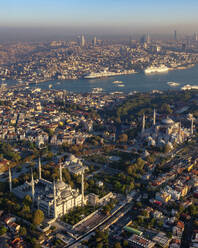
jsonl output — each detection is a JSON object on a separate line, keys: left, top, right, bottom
{"left": 141, "top": 109, "right": 194, "bottom": 149}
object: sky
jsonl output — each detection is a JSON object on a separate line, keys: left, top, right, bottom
{"left": 0, "top": 0, "right": 198, "bottom": 38}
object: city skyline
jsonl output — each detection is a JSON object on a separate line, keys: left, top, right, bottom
{"left": 0, "top": 0, "right": 198, "bottom": 34}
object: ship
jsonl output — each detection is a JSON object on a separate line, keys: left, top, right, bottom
{"left": 84, "top": 69, "right": 136, "bottom": 79}
{"left": 181, "top": 84, "right": 198, "bottom": 90}
{"left": 0, "top": 82, "right": 7, "bottom": 89}
{"left": 91, "top": 88, "right": 103, "bottom": 93}
{"left": 145, "top": 65, "right": 169, "bottom": 74}
{"left": 112, "top": 80, "right": 123, "bottom": 84}
{"left": 85, "top": 70, "right": 119, "bottom": 79}
{"left": 167, "top": 82, "right": 180, "bottom": 87}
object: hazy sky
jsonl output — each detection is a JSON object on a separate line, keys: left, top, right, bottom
{"left": 0, "top": 0, "right": 198, "bottom": 36}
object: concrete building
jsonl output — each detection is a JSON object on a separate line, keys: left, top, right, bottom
{"left": 128, "top": 234, "right": 155, "bottom": 248}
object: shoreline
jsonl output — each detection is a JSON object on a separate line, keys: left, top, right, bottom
{"left": 1, "top": 63, "right": 197, "bottom": 87}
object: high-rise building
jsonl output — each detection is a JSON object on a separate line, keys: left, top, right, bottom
{"left": 182, "top": 43, "right": 187, "bottom": 52}
{"left": 194, "top": 33, "right": 198, "bottom": 41}
{"left": 81, "top": 34, "right": 85, "bottom": 47}
{"left": 92, "top": 36, "right": 97, "bottom": 46}
{"left": 146, "top": 32, "right": 150, "bottom": 43}
{"left": 140, "top": 35, "right": 146, "bottom": 44}
{"left": 174, "top": 30, "right": 177, "bottom": 41}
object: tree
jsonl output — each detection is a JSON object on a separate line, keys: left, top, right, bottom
{"left": 0, "top": 226, "right": 7, "bottom": 235}
{"left": 96, "top": 243, "right": 103, "bottom": 248}
{"left": 19, "top": 227, "right": 27, "bottom": 236}
{"left": 123, "top": 240, "right": 129, "bottom": 247}
{"left": 23, "top": 195, "right": 32, "bottom": 206}
{"left": 102, "top": 205, "right": 111, "bottom": 216}
{"left": 161, "top": 103, "right": 172, "bottom": 114}
{"left": 33, "top": 209, "right": 44, "bottom": 225}
{"left": 114, "top": 242, "right": 122, "bottom": 248}
{"left": 118, "top": 133, "right": 128, "bottom": 143}
{"left": 164, "top": 144, "right": 172, "bottom": 154}
{"left": 21, "top": 204, "right": 30, "bottom": 214}
{"left": 137, "top": 157, "right": 145, "bottom": 168}
{"left": 13, "top": 178, "right": 19, "bottom": 186}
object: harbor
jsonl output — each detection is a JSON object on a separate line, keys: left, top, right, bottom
{"left": 3, "top": 63, "right": 198, "bottom": 94}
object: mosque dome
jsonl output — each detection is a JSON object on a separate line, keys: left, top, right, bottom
{"left": 167, "top": 141, "right": 173, "bottom": 150}
{"left": 162, "top": 118, "right": 174, "bottom": 125}
{"left": 61, "top": 190, "right": 70, "bottom": 198}
{"left": 159, "top": 138, "right": 165, "bottom": 145}
{"left": 56, "top": 181, "right": 66, "bottom": 190}
{"left": 143, "top": 150, "right": 150, "bottom": 157}
{"left": 150, "top": 139, "right": 156, "bottom": 146}
{"left": 47, "top": 194, "right": 54, "bottom": 199}
{"left": 68, "top": 154, "right": 77, "bottom": 162}
{"left": 147, "top": 136, "right": 153, "bottom": 141}
{"left": 73, "top": 191, "right": 79, "bottom": 197}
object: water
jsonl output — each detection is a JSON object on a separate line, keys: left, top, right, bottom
{"left": 6, "top": 65, "right": 198, "bottom": 93}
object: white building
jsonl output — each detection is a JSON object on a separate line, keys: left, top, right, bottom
{"left": 12, "top": 158, "right": 85, "bottom": 219}
{"left": 63, "top": 154, "right": 88, "bottom": 175}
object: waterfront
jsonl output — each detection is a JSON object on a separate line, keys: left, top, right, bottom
{"left": 5, "top": 64, "right": 198, "bottom": 93}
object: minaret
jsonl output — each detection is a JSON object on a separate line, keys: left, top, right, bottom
{"left": 53, "top": 181, "right": 57, "bottom": 219}
{"left": 37, "top": 196, "right": 40, "bottom": 209}
{"left": 191, "top": 117, "right": 194, "bottom": 135}
{"left": 9, "top": 167, "right": 12, "bottom": 193}
{"left": 38, "top": 156, "right": 41, "bottom": 179}
{"left": 141, "top": 114, "right": 146, "bottom": 134}
{"left": 178, "top": 122, "right": 182, "bottom": 143}
{"left": 81, "top": 169, "right": 84, "bottom": 206}
{"left": 59, "top": 163, "right": 62, "bottom": 182}
{"left": 31, "top": 170, "right": 35, "bottom": 203}
{"left": 153, "top": 109, "right": 156, "bottom": 126}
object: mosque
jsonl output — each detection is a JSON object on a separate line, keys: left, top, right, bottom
{"left": 10, "top": 158, "right": 85, "bottom": 219}
{"left": 141, "top": 109, "right": 194, "bottom": 149}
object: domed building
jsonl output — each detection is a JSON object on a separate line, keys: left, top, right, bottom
{"left": 64, "top": 154, "right": 87, "bottom": 175}
{"left": 161, "top": 117, "right": 175, "bottom": 125}
{"left": 141, "top": 109, "right": 194, "bottom": 149}
{"left": 12, "top": 157, "right": 85, "bottom": 219}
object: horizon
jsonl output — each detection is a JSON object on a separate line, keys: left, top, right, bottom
{"left": 0, "top": 0, "right": 198, "bottom": 41}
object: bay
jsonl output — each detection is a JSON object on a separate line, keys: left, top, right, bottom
{"left": 6, "top": 65, "right": 198, "bottom": 93}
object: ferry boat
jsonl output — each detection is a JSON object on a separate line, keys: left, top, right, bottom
{"left": 110, "top": 91, "right": 123, "bottom": 95}
{"left": 91, "top": 88, "right": 103, "bottom": 93}
{"left": 84, "top": 69, "right": 136, "bottom": 79}
{"left": 145, "top": 65, "right": 169, "bottom": 74}
{"left": 0, "top": 82, "right": 7, "bottom": 89}
{"left": 117, "top": 84, "right": 125, "bottom": 87}
{"left": 167, "top": 82, "right": 180, "bottom": 87}
{"left": 112, "top": 80, "right": 123, "bottom": 84}
{"left": 181, "top": 84, "right": 198, "bottom": 90}
{"left": 85, "top": 71, "right": 119, "bottom": 79}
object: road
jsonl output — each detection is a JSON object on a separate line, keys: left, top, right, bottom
{"left": 65, "top": 201, "right": 133, "bottom": 247}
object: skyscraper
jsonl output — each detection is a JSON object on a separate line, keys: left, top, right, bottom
{"left": 174, "top": 30, "right": 177, "bottom": 41}
{"left": 194, "top": 33, "right": 198, "bottom": 41}
{"left": 81, "top": 35, "right": 85, "bottom": 47}
{"left": 146, "top": 32, "right": 150, "bottom": 43}
{"left": 92, "top": 36, "right": 97, "bottom": 47}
